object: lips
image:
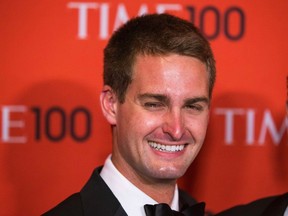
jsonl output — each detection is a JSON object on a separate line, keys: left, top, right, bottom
{"left": 148, "top": 141, "right": 186, "bottom": 152}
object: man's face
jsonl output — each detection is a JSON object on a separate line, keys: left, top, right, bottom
{"left": 107, "top": 54, "right": 210, "bottom": 183}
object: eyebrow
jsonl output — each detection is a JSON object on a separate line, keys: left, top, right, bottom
{"left": 137, "top": 93, "right": 209, "bottom": 105}
{"left": 137, "top": 93, "right": 170, "bottom": 103}
{"left": 184, "top": 97, "right": 210, "bottom": 105}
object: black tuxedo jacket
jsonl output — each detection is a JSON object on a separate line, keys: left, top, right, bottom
{"left": 215, "top": 192, "right": 288, "bottom": 216}
{"left": 43, "top": 167, "right": 198, "bottom": 216}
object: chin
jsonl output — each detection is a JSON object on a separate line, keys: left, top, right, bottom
{"left": 151, "top": 167, "right": 187, "bottom": 180}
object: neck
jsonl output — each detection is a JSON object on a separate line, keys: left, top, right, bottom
{"left": 139, "top": 180, "right": 177, "bottom": 204}
{"left": 127, "top": 172, "right": 177, "bottom": 204}
{"left": 111, "top": 155, "right": 177, "bottom": 205}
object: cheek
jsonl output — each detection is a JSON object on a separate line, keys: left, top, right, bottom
{"left": 187, "top": 114, "right": 209, "bottom": 136}
{"left": 143, "top": 115, "right": 162, "bottom": 128}
{"left": 140, "top": 113, "right": 170, "bottom": 137}
{"left": 117, "top": 110, "right": 160, "bottom": 139}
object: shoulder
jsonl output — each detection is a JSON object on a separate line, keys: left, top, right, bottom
{"left": 42, "top": 193, "right": 83, "bottom": 216}
{"left": 216, "top": 193, "right": 288, "bottom": 216}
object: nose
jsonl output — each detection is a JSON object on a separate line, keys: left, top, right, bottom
{"left": 162, "top": 109, "right": 185, "bottom": 141}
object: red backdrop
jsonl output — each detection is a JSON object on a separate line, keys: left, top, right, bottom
{"left": 1, "top": 0, "right": 287, "bottom": 215}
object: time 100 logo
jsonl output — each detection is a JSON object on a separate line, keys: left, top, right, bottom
{"left": 1, "top": 105, "right": 92, "bottom": 143}
{"left": 69, "top": 3, "right": 245, "bottom": 41}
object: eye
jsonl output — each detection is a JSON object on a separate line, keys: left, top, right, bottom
{"left": 185, "top": 104, "right": 204, "bottom": 112}
{"left": 143, "top": 102, "right": 165, "bottom": 111}
{"left": 144, "top": 102, "right": 163, "bottom": 108}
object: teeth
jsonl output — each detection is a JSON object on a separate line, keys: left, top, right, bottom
{"left": 148, "top": 141, "right": 185, "bottom": 152}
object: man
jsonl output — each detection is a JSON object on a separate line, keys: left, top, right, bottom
{"left": 43, "top": 13, "right": 216, "bottom": 216}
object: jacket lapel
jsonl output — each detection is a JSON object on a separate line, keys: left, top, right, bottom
{"left": 179, "top": 189, "right": 198, "bottom": 210}
{"left": 80, "top": 167, "right": 128, "bottom": 216}
{"left": 80, "top": 167, "right": 203, "bottom": 216}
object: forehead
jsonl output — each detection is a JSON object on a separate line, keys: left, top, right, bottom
{"left": 129, "top": 54, "right": 209, "bottom": 97}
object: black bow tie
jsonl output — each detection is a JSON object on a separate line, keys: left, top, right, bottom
{"left": 144, "top": 202, "right": 205, "bottom": 216}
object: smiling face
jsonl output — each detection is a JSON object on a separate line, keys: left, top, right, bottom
{"left": 101, "top": 54, "right": 210, "bottom": 184}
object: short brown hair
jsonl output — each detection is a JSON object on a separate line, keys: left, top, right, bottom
{"left": 104, "top": 13, "right": 216, "bottom": 103}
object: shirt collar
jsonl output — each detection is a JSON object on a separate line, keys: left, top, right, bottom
{"left": 100, "top": 155, "right": 179, "bottom": 216}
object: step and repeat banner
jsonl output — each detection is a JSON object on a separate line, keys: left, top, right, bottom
{"left": 1, "top": 0, "right": 287, "bottom": 215}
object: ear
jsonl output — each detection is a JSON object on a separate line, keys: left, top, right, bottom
{"left": 100, "top": 85, "right": 118, "bottom": 125}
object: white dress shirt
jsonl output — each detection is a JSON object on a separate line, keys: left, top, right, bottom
{"left": 284, "top": 206, "right": 288, "bottom": 216}
{"left": 100, "top": 155, "right": 179, "bottom": 216}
